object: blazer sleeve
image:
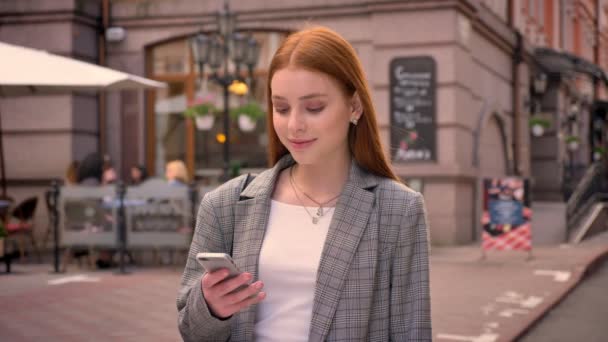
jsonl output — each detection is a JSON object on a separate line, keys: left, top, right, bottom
{"left": 390, "top": 192, "right": 432, "bottom": 341}
{"left": 176, "top": 192, "right": 233, "bottom": 342}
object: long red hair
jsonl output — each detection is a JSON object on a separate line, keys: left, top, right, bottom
{"left": 266, "top": 26, "right": 399, "bottom": 182}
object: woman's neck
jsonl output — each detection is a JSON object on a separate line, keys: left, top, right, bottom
{"left": 291, "top": 154, "right": 350, "bottom": 201}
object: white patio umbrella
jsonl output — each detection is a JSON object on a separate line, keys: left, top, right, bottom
{"left": 0, "top": 41, "right": 166, "bottom": 195}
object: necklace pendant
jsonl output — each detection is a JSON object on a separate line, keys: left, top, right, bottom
{"left": 312, "top": 216, "right": 319, "bottom": 224}
{"left": 316, "top": 207, "right": 324, "bottom": 217}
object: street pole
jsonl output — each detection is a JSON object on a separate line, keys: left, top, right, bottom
{"left": 115, "top": 181, "right": 128, "bottom": 274}
{"left": 51, "top": 180, "right": 61, "bottom": 273}
{"left": 223, "top": 39, "right": 231, "bottom": 180}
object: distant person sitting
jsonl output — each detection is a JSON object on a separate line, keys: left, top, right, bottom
{"left": 102, "top": 167, "right": 117, "bottom": 185}
{"left": 130, "top": 165, "right": 148, "bottom": 185}
{"left": 165, "top": 160, "right": 189, "bottom": 186}
{"left": 102, "top": 154, "right": 118, "bottom": 185}
{"left": 77, "top": 153, "right": 104, "bottom": 186}
{"left": 64, "top": 160, "right": 80, "bottom": 185}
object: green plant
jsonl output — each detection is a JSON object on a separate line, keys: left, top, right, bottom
{"left": 565, "top": 135, "right": 580, "bottom": 144}
{"left": 593, "top": 146, "right": 607, "bottom": 155}
{"left": 230, "top": 101, "right": 266, "bottom": 121}
{"left": 183, "top": 102, "right": 217, "bottom": 119}
{"left": 529, "top": 116, "right": 551, "bottom": 128}
{"left": 229, "top": 160, "right": 243, "bottom": 178}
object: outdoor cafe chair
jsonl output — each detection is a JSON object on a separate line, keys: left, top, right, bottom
{"left": 6, "top": 196, "right": 40, "bottom": 262}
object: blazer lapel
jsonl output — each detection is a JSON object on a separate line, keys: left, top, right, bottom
{"left": 308, "top": 161, "right": 379, "bottom": 342}
{"left": 232, "top": 155, "right": 295, "bottom": 341}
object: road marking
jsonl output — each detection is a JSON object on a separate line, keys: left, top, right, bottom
{"left": 495, "top": 291, "right": 543, "bottom": 309}
{"left": 534, "top": 270, "right": 571, "bottom": 282}
{"left": 498, "top": 308, "right": 529, "bottom": 317}
{"left": 484, "top": 322, "right": 499, "bottom": 329}
{"left": 48, "top": 274, "right": 100, "bottom": 285}
{"left": 436, "top": 333, "right": 499, "bottom": 342}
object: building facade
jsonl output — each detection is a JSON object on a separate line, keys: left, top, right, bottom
{"left": 1, "top": 0, "right": 607, "bottom": 246}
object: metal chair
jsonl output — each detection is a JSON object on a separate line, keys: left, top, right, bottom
{"left": 6, "top": 197, "right": 40, "bottom": 262}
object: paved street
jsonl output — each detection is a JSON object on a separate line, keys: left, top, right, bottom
{"left": 519, "top": 258, "right": 608, "bottom": 341}
{"left": 0, "top": 266, "right": 183, "bottom": 341}
{"left": 0, "top": 231, "right": 606, "bottom": 342}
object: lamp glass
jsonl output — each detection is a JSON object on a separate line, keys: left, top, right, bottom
{"left": 232, "top": 33, "right": 247, "bottom": 64}
{"left": 533, "top": 73, "right": 547, "bottom": 94}
{"left": 190, "top": 34, "right": 210, "bottom": 65}
{"left": 245, "top": 36, "right": 260, "bottom": 68}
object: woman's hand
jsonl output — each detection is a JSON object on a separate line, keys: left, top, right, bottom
{"left": 201, "top": 269, "right": 266, "bottom": 319}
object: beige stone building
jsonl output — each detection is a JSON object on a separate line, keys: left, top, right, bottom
{"left": 2, "top": 0, "right": 607, "bottom": 247}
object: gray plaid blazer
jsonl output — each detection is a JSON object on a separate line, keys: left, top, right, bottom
{"left": 177, "top": 155, "right": 432, "bottom": 341}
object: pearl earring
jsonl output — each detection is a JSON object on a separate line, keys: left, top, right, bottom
{"left": 350, "top": 117, "right": 359, "bottom": 125}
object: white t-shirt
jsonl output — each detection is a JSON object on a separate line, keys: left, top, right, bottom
{"left": 254, "top": 200, "right": 333, "bottom": 342}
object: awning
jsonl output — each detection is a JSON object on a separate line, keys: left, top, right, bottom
{"left": 0, "top": 41, "right": 166, "bottom": 96}
{"left": 534, "top": 47, "right": 608, "bottom": 85}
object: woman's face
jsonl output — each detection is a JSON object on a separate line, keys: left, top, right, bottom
{"left": 165, "top": 165, "right": 175, "bottom": 181}
{"left": 131, "top": 167, "right": 142, "bottom": 181}
{"left": 271, "top": 67, "right": 355, "bottom": 165}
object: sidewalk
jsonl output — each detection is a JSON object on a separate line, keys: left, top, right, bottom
{"left": 0, "top": 232, "right": 607, "bottom": 341}
{"left": 431, "top": 231, "right": 608, "bottom": 342}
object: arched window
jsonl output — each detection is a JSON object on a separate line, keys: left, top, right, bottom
{"left": 147, "top": 31, "right": 287, "bottom": 181}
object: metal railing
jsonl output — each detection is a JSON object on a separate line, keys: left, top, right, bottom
{"left": 566, "top": 161, "right": 608, "bottom": 233}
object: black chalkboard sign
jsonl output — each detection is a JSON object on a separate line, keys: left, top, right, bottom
{"left": 390, "top": 56, "right": 436, "bottom": 162}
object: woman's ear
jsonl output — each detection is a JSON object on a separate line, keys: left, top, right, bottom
{"left": 350, "top": 92, "right": 363, "bottom": 120}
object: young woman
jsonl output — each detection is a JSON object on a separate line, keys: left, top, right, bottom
{"left": 165, "top": 160, "right": 190, "bottom": 186}
{"left": 178, "top": 26, "right": 431, "bottom": 341}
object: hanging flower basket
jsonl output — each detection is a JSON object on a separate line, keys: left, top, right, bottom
{"left": 183, "top": 101, "right": 218, "bottom": 131}
{"left": 593, "top": 146, "right": 607, "bottom": 161}
{"left": 238, "top": 115, "right": 256, "bottom": 132}
{"left": 565, "top": 135, "right": 580, "bottom": 151}
{"left": 195, "top": 115, "right": 215, "bottom": 130}
{"left": 529, "top": 117, "right": 551, "bottom": 137}
{"left": 230, "top": 101, "right": 266, "bottom": 132}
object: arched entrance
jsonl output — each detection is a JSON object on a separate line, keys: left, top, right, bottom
{"left": 145, "top": 31, "right": 288, "bottom": 181}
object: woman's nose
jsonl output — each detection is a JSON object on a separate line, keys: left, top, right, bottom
{"left": 287, "top": 109, "right": 306, "bottom": 133}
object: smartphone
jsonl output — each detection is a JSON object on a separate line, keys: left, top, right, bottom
{"left": 196, "top": 252, "right": 242, "bottom": 278}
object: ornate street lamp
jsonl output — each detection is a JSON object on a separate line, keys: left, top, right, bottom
{"left": 190, "top": 0, "right": 260, "bottom": 180}
{"left": 529, "top": 73, "right": 548, "bottom": 137}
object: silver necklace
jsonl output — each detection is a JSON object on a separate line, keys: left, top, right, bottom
{"left": 289, "top": 166, "right": 339, "bottom": 224}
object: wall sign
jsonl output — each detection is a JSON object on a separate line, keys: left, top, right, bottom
{"left": 390, "top": 56, "right": 437, "bottom": 162}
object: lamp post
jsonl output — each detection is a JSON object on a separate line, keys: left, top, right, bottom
{"left": 529, "top": 73, "right": 548, "bottom": 137}
{"left": 190, "top": 0, "right": 260, "bottom": 181}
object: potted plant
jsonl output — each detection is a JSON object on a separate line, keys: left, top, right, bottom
{"left": 565, "top": 135, "right": 580, "bottom": 151}
{"left": 529, "top": 117, "right": 551, "bottom": 137}
{"left": 593, "top": 146, "right": 607, "bottom": 161}
{"left": 230, "top": 101, "right": 266, "bottom": 132}
{"left": 184, "top": 100, "right": 218, "bottom": 131}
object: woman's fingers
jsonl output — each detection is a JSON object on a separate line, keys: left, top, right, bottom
{"left": 202, "top": 273, "right": 266, "bottom": 318}
{"left": 225, "top": 281, "right": 265, "bottom": 305}
{"left": 228, "top": 290, "right": 267, "bottom": 313}
{"left": 201, "top": 269, "right": 231, "bottom": 289}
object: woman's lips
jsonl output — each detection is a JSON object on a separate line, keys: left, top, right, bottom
{"left": 289, "top": 138, "right": 316, "bottom": 150}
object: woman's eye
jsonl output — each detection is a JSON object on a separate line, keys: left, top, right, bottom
{"left": 307, "top": 107, "right": 325, "bottom": 113}
{"left": 275, "top": 107, "right": 289, "bottom": 114}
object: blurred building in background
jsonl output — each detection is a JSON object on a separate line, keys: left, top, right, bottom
{"left": 1, "top": 0, "right": 607, "bottom": 245}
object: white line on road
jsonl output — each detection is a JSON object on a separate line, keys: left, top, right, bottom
{"left": 534, "top": 269, "right": 571, "bottom": 282}
{"left": 48, "top": 274, "right": 100, "bottom": 285}
{"left": 498, "top": 308, "right": 529, "bottom": 317}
